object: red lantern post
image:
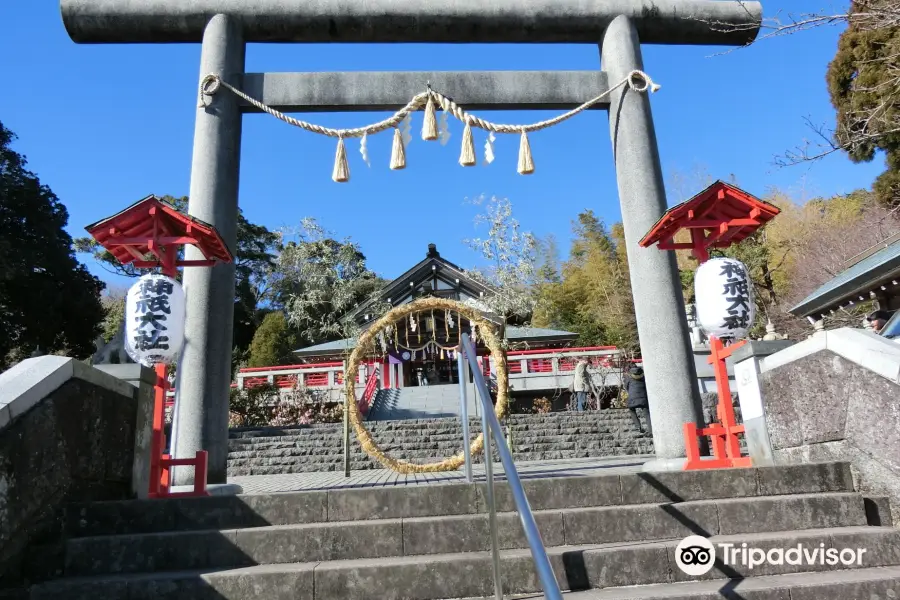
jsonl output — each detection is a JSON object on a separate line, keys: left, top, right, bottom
{"left": 639, "top": 182, "right": 780, "bottom": 470}
{"left": 85, "top": 195, "right": 233, "bottom": 497}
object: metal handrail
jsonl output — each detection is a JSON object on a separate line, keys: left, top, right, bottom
{"left": 460, "top": 334, "right": 563, "bottom": 600}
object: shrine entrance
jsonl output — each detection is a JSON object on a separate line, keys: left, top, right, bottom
{"left": 59, "top": 0, "right": 763, "bottom": 484}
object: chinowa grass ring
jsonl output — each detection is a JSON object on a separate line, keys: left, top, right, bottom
{"left": 344, "top": 296, "right": 509, "bottom": 473}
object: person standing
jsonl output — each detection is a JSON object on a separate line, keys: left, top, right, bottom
{"left": 572, "top": 357, "right": 590, "bottom": 411}
{"left": 625, "top": 365, "right": 652, "bottom": 435}
{"left": 867, "top": 310, "right": 891, "bottom": 334}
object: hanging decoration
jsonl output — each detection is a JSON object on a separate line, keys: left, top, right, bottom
{"left": 431, "top": 310, "right": 437, "bottom": 340}
{"left": 124, "top": 274, "right": 185, "bottom": 367}
{"left": 694, "top": 257, "right": 755, "bottom": 340}
{"left": 459, "top": 120, "right": 476, "bottom": 167}
{"left": 332, "top": 136, "right": 350, "bottom": 182}
{"left": 389, "top": 127, "right": 407, "bottom": 170}
{"left": 439, "top": 109, "right": 451, "bottom": 146}
{"left": 517, "top": 131, "right": 534, "bottom": 175}
{"left": 198, "top": 69, "right": 661, "bottom": 181}
{"left": 484, "top": 132, "right": 496, "bottom": 165}
{"left": 422, "top": 92, "right": 439, "bottom": 141}
{"left": 359, "top": 132, "right": 370, "bottom": 167}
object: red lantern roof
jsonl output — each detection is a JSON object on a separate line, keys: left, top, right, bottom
{"left": 84, "top": 195, "right": 233, "bottom": 269}
{"left": 639, "top": 181, "right": 780, "bottom": 262}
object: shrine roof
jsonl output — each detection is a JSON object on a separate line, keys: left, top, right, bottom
{"left": 346, "top": 243, "right": 496, "bottom": 323}
{"left": 84, "top": 195, "right": 232, "bottom": 266}
{"left": 790, "top": 234, "right": 900, "bottom": 318}
{"left": 639, "top": 181, "right": 780, "bottom": 249}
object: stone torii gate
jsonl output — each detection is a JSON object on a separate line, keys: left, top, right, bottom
{"left": 60, "top": 0, "right": 762, "bottom": 483}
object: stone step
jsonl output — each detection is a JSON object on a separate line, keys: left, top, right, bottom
{"left": 226, "top": 441, "right": 653, "bottom": 459}
{"left": 228, "top": 430, "right": 649, "bottom": 445}
{"left": 229, "top": 423, "right": 645, "bottom": 441}
{"left": 225, "top": 451, "right": 656, "bottom": 474}
{"left": 32, "top": 527, "right": 900, "bottom": 600}
{"left": 61, "top": 493, "right": 867, "bottom": 577}
{"left": 66, "top": 463, "right": 854, "bottom": 537}
{"left": 494, "top": 566, "right": 900, "bottom": 599}
{"left": 228, "top": 413, "right": 643, "bottom": 439}
{"left": 227, "top": 434, "right": 650, "bottom": 449}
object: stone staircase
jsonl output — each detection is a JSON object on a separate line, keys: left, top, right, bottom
{"left": 30, "top": 461, "right": 900, "bottom": 599}
{"left": 367, "top": 384, "right": 479, "bottom": 421}
{"left": 227, "top": 411, "right": 654, "bottom": 476}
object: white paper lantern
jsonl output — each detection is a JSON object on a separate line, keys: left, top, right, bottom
{"left": 694, "top": 257, "right": 755, "bottom": 340}
{"left": 124, "top": 274, "right": 185, "bottom": 367}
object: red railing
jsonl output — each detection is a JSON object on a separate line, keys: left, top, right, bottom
{"left": 507, "top": 345, "right": 617, "bottom": 356}
{"left": 239, "top": 361, "right": 343, "bottom": 373}
{"left": 273, "top": 374, "right": 298, "bottom": 388}
{"left": 230, "top": 348, "right": 644, "bottom": 390}
{"left": 357, "top": 368, "right": 380, "bottom": 416}
{"left": 242, "top": 376, "right": 269, "bottom": 388}
{"left": 526, "top": 358, "right": 554, "bottom": 373}
{"left": 305, "top": 371, "right": 329, "bottom": 387}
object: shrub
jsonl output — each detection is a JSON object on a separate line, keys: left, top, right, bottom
{"left": 533, "top": 397, "right": 552, "bottom": 414}
{"left": 228, "top": 381, "right": 344, "bottom": 428}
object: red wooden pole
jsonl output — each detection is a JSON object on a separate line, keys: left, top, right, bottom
{"left": 148, "top": 362, "right": 168, "bottom": 497}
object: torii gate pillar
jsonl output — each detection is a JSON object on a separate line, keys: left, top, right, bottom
{"left": 602, "top": 17, "right": 704, "bottom": 469}
{"left": 173, "top": 15, "right": 245, "bottom": 484}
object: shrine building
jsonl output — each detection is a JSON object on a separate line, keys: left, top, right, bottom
{"left": 291, "top": 243, "right": 580, "bottom": 389}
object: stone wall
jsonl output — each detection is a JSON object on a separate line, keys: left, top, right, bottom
{"left": 759, "top": 350, "right": 900, "bottom": 525}
{"left": 0, "top": 358, "right": 142, "bottom": 589}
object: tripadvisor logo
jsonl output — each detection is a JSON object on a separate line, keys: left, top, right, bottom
{"left": 676, "top": 536, "right": 716, "bottom": 576}
{"left": 675, "top": 536, "right": 869, "bottom": 576}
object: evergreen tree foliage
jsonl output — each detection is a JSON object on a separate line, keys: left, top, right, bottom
{"left": 0, "top": 120, "right": 106, "bottom": 369}
{"left": 247, "top": 311, "right": 300, "bottom": 367}
{"left": 827, "top": 1, "right": 900, "bottom": 207}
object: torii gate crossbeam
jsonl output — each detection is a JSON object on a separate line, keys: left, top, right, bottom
{"left": 60, "top": 0, "right": 763, "bottom": 483}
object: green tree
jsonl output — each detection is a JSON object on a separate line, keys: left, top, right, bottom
{"left": 0, "top": 121, "right": 106, "bottom": 369}
{"left": 99, "top": 290, "right": 127, "bottom": 343}
{"left": 827, "top": 1, "right": 900, "bottom": 208}
{"left": 246, "top": 312, "right": 300, "bottom": 367}
{"left": 278, "top": 218, "right": 386, "bottom": 344}
{"left": 533, "top": 211, "right": 638, "bottom": 352}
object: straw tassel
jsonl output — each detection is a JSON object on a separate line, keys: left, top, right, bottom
{"left": 332, "top": 137, "right": 350, "bottom": 182}
{"left": 422, "top": 94, "right": 439, "bottom": 141}
{"left": 459, "top": 121, "right": 477, "bottom": 167}
{"left": 390, "top": 128, "right": 407, "bottom": 170}
{"left": 517, "top": 130, "right": 535, "bottom": 175}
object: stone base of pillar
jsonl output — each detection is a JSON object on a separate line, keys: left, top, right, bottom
{"left": 641, "top": 457, "right": 688, "bottom": 472}
{"left": 169, "top": 482, "right": 244, "bottom": 496}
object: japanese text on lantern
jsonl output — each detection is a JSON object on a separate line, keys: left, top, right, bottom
{"left": 720, "top": 262, "right": 750, "bottom": 332}
{"left": 133, "top": 277, "right": 173, "bottom": 358}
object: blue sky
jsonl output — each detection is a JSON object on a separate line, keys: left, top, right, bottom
{"left": 1, "top": 1, "right": 883, "bottom": 291}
